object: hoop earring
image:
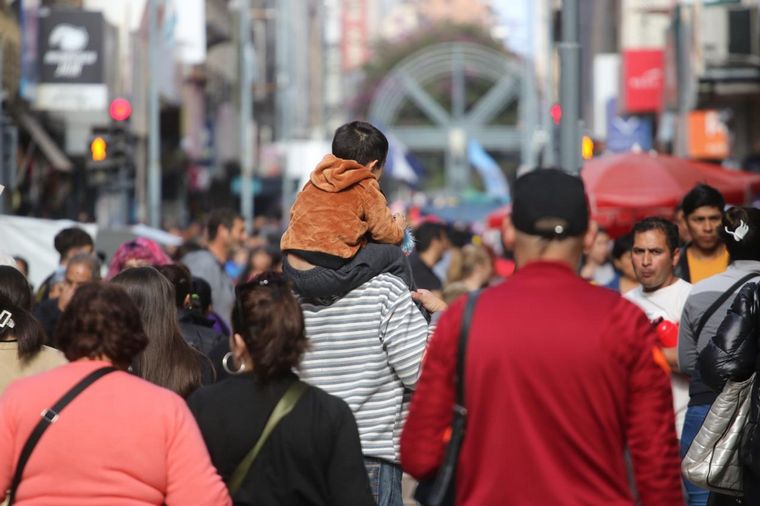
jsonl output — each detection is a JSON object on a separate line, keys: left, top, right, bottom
{"left": 222, "top": 352, "right": 246, "bottom": 375}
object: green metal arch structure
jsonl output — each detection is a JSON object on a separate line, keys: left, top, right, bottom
{"left": 369, "top": 41, "right": 533, "bottom": 189}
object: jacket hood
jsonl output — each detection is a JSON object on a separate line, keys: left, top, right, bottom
{"left": 310, "top": 154, "right": 376, "bottom": 192}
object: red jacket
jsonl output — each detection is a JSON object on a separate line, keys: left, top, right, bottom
{"left": 401, "top": 261, "right": 682, "bottom": 506}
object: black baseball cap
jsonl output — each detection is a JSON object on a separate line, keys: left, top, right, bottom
{"left": 511, "top": 169, "right": 589, "bottom": 239}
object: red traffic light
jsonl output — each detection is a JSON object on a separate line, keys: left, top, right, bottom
{"left": 109, "top": 98, "right": 132, "bottom": 122}
{"left": 550, "top": 103, "right": 562, "bottom": 125}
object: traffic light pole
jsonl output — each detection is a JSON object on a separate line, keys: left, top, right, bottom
{"left": 147, "top": 0, "right": 162, "bottom": 228}
{"left": 238, "top": 0, "right": 254, "bottom": 234}
{"left": 559, "top": 0, "right": 582, "bottom": 175}
{"left": 0, "top": 34, "right": 7, "bottom": 214}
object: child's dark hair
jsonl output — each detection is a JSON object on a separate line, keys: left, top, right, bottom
{"left": 332, "top": 121, "right": 389, "bottom": 168}
{"left": 719, "top": 206, "right": 760, "bottom": 261}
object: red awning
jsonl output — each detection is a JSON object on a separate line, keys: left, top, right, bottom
{"left": 582, "top": 153, "right": 760, "bottom": 237}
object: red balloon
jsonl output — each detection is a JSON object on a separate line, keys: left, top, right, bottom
{"left": 655, "top": 319, "right": 679, "bottom": 348}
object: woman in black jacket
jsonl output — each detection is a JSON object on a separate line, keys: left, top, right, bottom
{"left": 187, "top": 271, "right": 375, "bottom": 506}
{"left": 698, "top": 206, "right": 760, "bottom": 501}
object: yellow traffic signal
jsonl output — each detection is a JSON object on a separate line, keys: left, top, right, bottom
{"left": 91, "top": 136, "right": 107, "bottom": 161}
{"left": 582, "top": 135, "right": 594, "bottom": 160}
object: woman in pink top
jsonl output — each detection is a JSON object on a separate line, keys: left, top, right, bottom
{"left": 0, "top": 283, "right": 230, "bottom": 506}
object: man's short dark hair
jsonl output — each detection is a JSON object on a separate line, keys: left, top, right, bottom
{"left": 414, "top": 222, "right": 448, "bottom": 253}
{"left": 331, "top": 121, "right": 389, "bottom": 168}
{"left": 681, "top": 184, "right": 725, "bottom": 217}
{"left": 632, "top": 217, "right": 680, "bottom": 253}
{"left": 54, "top": 227, "right": 93, "bottom": 260}
{"left": 207, "top": 208, "right": 241, "bottom": 241}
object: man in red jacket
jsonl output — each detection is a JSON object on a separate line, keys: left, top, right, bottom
{"left": 400, "top": 169, "right": 683, "bottom": 505}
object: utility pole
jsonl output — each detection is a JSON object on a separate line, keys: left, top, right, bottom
{"left": 520, "top": 0, "right": 538, "bottom": 171}
{"left": 0, "top": 34, "right": 4, "bottom": 211}
{"left": 277, "top": 0, "right": 292, "bottom": 221}
{"left": 147, "top": 0, "right": 161, "bottom": 228}
{"left": 559, "top": 0, "right": 582, "bottom": 174}
{"left": 542, "top": 0, "right": 556, "bottom": 168}
{"left": 237, "top": 0, "right": 254, "bottom": 234}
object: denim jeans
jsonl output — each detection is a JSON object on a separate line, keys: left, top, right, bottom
{"left": 364, "top": 457, "right": 403, "bottom": 506}
{"left": 681, "top": 404, "right": 711, "bottom": 506}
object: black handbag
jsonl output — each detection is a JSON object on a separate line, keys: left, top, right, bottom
{"left": 414, "top": 290, "right": 480, "bottom": 506}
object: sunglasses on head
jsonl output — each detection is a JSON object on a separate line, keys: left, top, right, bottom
{"left": 234, "top": 273, "right": 288, "bottom": 332}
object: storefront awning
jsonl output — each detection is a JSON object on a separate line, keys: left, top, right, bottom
{"left": 18, "top": 113, "right": 73, "bottom": 172}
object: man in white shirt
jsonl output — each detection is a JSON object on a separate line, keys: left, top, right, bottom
{"left": 625, "top": 216, "right": 692, "bottom": 438}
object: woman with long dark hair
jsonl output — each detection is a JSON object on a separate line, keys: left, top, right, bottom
{"left": 188, "top": 271, "right": 374, "bottom": 505}
{"left": 112, "top": 267, "right": 214, "bottom": 397}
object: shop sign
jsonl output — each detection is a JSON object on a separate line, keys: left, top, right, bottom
{"left": 622, "top": 49, "right": 664, "bottom": 114}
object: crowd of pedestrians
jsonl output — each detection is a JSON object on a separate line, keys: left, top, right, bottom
{"left": 1, "top": 120, "right": 760, "bottom": 505}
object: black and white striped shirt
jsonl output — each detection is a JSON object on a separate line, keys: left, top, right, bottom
{"left": 299, "top": 273, "right": 429, "bottom": 462}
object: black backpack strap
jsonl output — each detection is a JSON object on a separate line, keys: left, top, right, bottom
{"left": 695, "top": 273, "right": 760, "bottom": 339}
{"left": 7, "top": 366, "right": 117, "bottom": 505}
{"left": 455, "top": 290, "right": 481, "bottom": 406}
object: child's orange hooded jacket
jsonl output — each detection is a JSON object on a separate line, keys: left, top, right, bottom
{"left": 280, "top": 154, "right": 404, "bottom": 259}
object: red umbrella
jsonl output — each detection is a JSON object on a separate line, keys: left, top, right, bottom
{"left": 582, "top": 153, "right": 760, "bottom": 237}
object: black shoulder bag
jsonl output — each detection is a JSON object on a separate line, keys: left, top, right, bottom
{"left": 6, "top": 366, "right": 117, "bottom": 505}
{"left": 414, "top": 290, "right": 480, "bottom": 506}
{"left": 694, "top": 273, "right": 760, "bottom": 339}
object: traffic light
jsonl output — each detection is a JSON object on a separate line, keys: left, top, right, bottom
{"left": 582, "top": 136, "right": 594, "bottom": 160}
{"left": 86, "top": 97, "right": 136, "bottom": 189}
{"left": 90, "top": 136, "right": 107, "bottom": 161}
{"left": 109, "top": 98, "right": 132, "bottom": 122}
{"left": 87, "top": 98, "right": 135, "bottom": 174}
{"left": 550, "top": 103, "right": 562, "bottom": 125}
{"left": 107, "top": 97, "right": 134, "bottom": 167}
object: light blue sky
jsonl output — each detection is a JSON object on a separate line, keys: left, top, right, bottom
{"left": 379, "top": 0, "right": 532, "bottom": 54}
{"left": 491, "top": 0, "right": 531, "bottom": 55}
